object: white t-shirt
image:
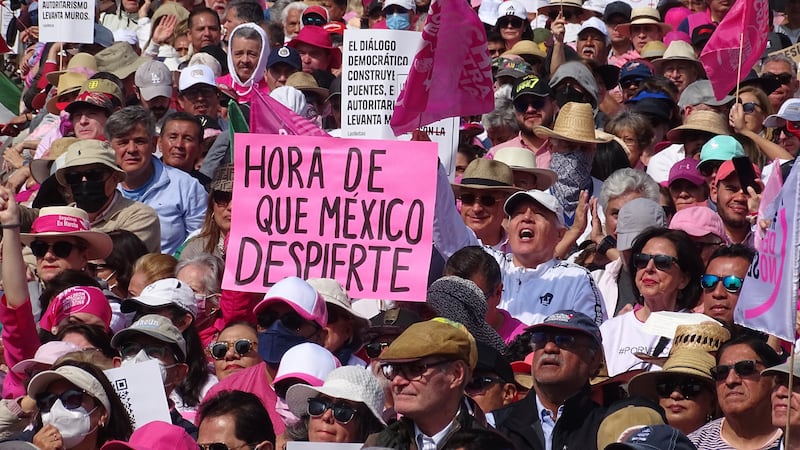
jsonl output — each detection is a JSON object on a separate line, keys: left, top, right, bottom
{"left": 600, "top": 308, "right": 670, "bottom": 376}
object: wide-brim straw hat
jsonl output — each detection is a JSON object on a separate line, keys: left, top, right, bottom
{"left": 285, "top": 71, "right": 329, "bottom": 99}
{"left": 451, "top": 158, "right": 522, "bottom": 196}
{"left": 652, "top": 40, "right": 705, "bottom": 76}
{"left": 628, "top": 348, "right": 716, "bottom": 402}
{"left": 616, "top": 7, "right": 672, "bottom": 35}
{"left": 533, "top": 102, "right": 611, "bottom": 144}
{"left": 46, "top": 53, "right": 98, "bottom": 86}
{"left": 503, "top": 40, "right": 546, "bottom": 60}
{"left": 30, "top": 137, "right": 78, "bottom": 184}
{"left": 493, "top": 146, "right": 558, "bottom": 190}
{"left": 635, "top": 321, "right": 731, "bottom": 366}
{"left": 666, "top": 110, "right": 730, "bottom": 143}
{"left": 19, "top": 206, "right": 113, "bottom": 260}
{"left": 537, "top": 0, "right": 585, "bottom": 16}
{"left": 45, "top": 72, "right": 88, "bottom": 115}
{"left": 640, "top": 41, "right": 667, "bottom": 59}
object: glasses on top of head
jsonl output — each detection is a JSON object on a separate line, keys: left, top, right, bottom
{"left": 30, "top": 240, "right": 77, "bottom": 259}
{"left": 632, "top": 253, "right": 679, "bottom": 271}
{"left": 380, "top": 359, "right": 450, "bottom": 381}
{"left": 700, "top": 274, "right": 744, "bottom": 293}
{"left": 307, "top": 397, "right": 359, "bottom": 424}
{"left": 710, "top": 359, "right": 762, "bottom": 381}
{"left": 208, "top": 339, "right": 257, "bottom": 360}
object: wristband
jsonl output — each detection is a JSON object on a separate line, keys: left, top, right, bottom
{"left": 596, "top": 235, "right": 617, "bottom": 256}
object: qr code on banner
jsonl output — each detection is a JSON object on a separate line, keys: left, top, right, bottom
{"left": 114, "top": 378, "right": 136, "bottom": 428}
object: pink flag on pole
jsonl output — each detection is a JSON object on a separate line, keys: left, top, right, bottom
{"left": 249, "top": 89, "right": 329, "bottom": 136}
{"left": 699, "top": 0, "right": 770, "bottom": 100}
{"left": 389, "top": 0, "right": 494, "bottom": 136}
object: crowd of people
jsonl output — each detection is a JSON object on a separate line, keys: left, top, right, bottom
{"left": 1, "top": 0, "right": 800, "bottom": 448}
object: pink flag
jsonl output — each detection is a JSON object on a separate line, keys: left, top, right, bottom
{"left": 699, "top": 0, "right": 770, "bottom": 100}
{"left": 250, "top": 89, "right": 329, "bottom": 136}
{"left": 389, "top": 0, "right": 494, "bottom": 136}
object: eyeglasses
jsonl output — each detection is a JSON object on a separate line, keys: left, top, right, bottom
{"left": 458, "top": 193, "right": 504, "bottom": 207}
{"left": 199, "top": 443, "right": 254, "bottom": 450}
{"left": 513, "top": 97, "right": 547, "bottom": 113}
{"left": 119, "top": 342, "right": 172, "bottom": 360}
{"left": 740, "top": 102, "right": 760, "bottom": 114}
{"left": 465, "top": 376, "right": 505, "bottom": 395}
{"left": 381, "top": 359, "right": 451, "bottom": 381}
{"left": 655, "top": 379, "right": 705, "bottom": 399}
{"left": 208, "top": 339, "right": 256, "bottom": 360}
{"left": 497, "top": 16, "right": 524, "bottom": 28}
{"left": 36, "top": 389, "right": 88, "bottom": 412}
{"left": 700, "top": 274, "right": 744, "bottom": 293}
{"left": 257, "top": 310, "right": 317, "bottom": 334}
{"left": 710, "top": 359, "right": 762, "bottom": 381}
{"left": 633, "top": 253, "right": 679, "bottom": 271}
{"left": 213, "top": 190, "right": 232, "bottom": 207}
{"left": 530, "top": 332, "right": 577, "bottom": 350}
{"left": 63, "top": 169, "right": 112, "bottom": 185}
{"left": 365, "top": 341, "right": 390, "bottom": 359}
{"left": 307, "top": 397, "right": 359, "bottom": 424}
{"left": 763, "top": 72, "right": 793, "bottom": 85}
{"left": 30, "top": 240, "right": 77, "bottom": 259}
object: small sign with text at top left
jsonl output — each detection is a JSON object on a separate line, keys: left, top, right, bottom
{"left": 38, "top": 0, "right": 95, "bottom": 44}
{"left": 222, "top": 133, "right": 437, "bottom": 301}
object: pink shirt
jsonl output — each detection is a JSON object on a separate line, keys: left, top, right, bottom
{"left": 496, "top": 309, "right": 527, "bottom": 344}
{"left": 487, "top": 134, "right": 552, "bottom": 169}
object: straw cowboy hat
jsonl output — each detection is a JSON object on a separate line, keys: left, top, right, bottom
{"left": 640, "top": 41, "right": 667, "bottom": 60}
{"left": 616, "top": 7, "right": 672, "bottom": 35}
{"left": 627, "top": 348, "right": 716, "bottom": 402}
{"left": 19, "top": 206, "right": 113, "bottom": 259}
{"left": 653, "top": 40, "right": 705, "bottom": 76}
{"left": 451, "top": 159, "right": 522, "bottom": 196}
{"left": 493, "top": 147, "right": 558, "bottom": 190}
{"left": 533, "top": 102, "right": 611, "bottom": 144}
{"left": 666, "top": 110, "right": 730, "bottom": 143}
{"left": 635, "top": 321, "right": 731, "bottom": 366}
{"left": 46, "top": 53, "right": 98, "bottom": 86}
{"left": 45, "top": 72, "right": 88, "bottom": 115}
{"left": 502, "top": 40, "right": 546, "bottom": 60}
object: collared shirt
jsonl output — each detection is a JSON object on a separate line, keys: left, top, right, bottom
{"left": 487, "top": 134, "right": 552, "bottom": 170}
{"left": 536, "top": 394, "right": 564, "bottom": 450}
{"left": 414, "top": 416, "right": 458, "bottom": 450}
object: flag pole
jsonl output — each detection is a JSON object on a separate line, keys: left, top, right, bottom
{"left": 787, "top": 345, "right": 795, "bottom": 448}
{"left": 734, "top": 30, "right": 744, "bottom": 102}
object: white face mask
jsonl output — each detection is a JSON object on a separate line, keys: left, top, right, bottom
{"left": 41, "top": 400, "right": 96, "bottom": 449}
{"left": 120, "top": 350, "right": 176, "bottom": 383}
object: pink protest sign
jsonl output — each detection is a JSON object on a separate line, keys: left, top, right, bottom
{"left": 222, "top": 134, "right": 438, "bottom": 301}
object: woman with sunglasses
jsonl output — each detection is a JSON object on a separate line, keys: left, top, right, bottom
{"left": 179, "top": 164, "right": 232, "bottom": 262}
{"left": 729, "top": 86, "right": 795, "bottom": 169}
{"left": 209, "top": 322, "right": 262, "bottom": 380}
{"left": 285, "top": 366, "right": 386, "bottom": 444}
{"left": 27, "top": 360, "right": 133, "bottom": 450}
{"left": 628, "top": 348, "right": 718, "bottom": 435}
{"left": 688, "top": 334, "right": 783, "bottom": 450}
{"left": 600, "top": 227, "right": 704, "bottom": 376}
{"left": 493, "top": 0, "right": 534, "bottom": 52}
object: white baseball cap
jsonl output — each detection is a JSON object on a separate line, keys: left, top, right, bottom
{"left": 764, "top": 98, "right": 800, "bottom": 128}
{"left": 178, "top": 64, "right": 217, "bottom": 92}
{"left": 498, "top": 0, "right": 527, "bottom": 19}
{"left": 122, "top": 278, "right": 198, "bottom": 318}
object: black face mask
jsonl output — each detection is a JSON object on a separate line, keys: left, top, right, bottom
{"left": 70, "top": 181, "right": 110, "bottom": 213}
{"left": 555, "top": 86, "right": 590, "bottom": 108}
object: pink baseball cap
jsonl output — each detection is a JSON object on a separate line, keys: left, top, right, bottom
{"left": 715, "top": 159, "right": 761, "bottom": 185}
{"left": 39, "top": 286, "right": 113, "bottom": 334}
{"left": 101, "top": 421, "right": 197, "bottom": 450}
{"left": 273, "top": 342, "right": 341, "bottom": 387}
{"left": 12, "top": 341, "right": 81, "bottom": 374}
{"left": 667, "top": 157, "right": 705, "bottom": 187}
{"left": 253, "top": 277, "right": 328, "bottom": 328}
{"left": 668, "top": 206, "right": 730, "bottom": 243}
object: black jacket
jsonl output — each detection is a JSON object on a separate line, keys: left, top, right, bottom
{"left": 493, "top": 385, "right": 606, "bottom": 450}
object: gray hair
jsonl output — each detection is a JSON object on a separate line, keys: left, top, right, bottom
{"left": 598, "top": 168, "right": 660, "bottom": 212}
{"left": 104, "top": 105, "right": 156, "bottom": 140}
{"left": 231, "top": 25, "right": 263, "bottom": 44}
{"left": 482, "top": 99, "right": 519, "bottom": 132}
{"left": 279, "top": 1, "right": 307, "bottom": 24}
{"left": 175, "top": 254, "right": 224, "bottom": 294}
{"left": 762, "top": 54, "right": 797, "bottom": 76}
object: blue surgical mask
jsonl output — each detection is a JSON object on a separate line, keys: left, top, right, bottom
{"left": 257, "top": 320, "right": 309, "bottom": 366}
{"left": 386, "top": 12, "right": 410, "bottom": 30}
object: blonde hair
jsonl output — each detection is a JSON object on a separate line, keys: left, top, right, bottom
{"left": 131, "top": 253, "right": 178, "bottom": 287}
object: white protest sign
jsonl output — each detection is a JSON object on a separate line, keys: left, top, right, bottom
{"left": 104, "top": 360, "right": 171, "bottom": 429}
{"left": 38, "top": 0, "right": 95, "bottom": 44}
{"left": 341, "top": 29, "right": 459, "bottom": 178}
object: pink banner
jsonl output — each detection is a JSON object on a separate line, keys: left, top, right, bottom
{"left": 699, "top": 0, "right": 769, "bottom": 100}
{"left": 389, "top": 0, "right": 494, "bottom": 136}
{"left": 250, "top": 90, "right": 329, "bottom": 136}
{"left": 222, "top": 134, "right": 438, "bottom": 301}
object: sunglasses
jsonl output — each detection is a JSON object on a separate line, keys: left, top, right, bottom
{"left": 213, "top": 190, "right": 232, "bottom": 207}
{"left": 655, "top": 379, "right": 705, "bottom": 399}
{"left": 199, "top": 444, "right": 254, "bottom": 450}
{"left": 36, "top": 388, "right": 88, "bottom": 413}
{"left": 119, "top": 343, "right": 172, "bottom": 360}
{"left": 698, "top": 160, "right": 722, "bottom": 177}
{"left": 307, "top": 397, "right": 359, "bottom": 424}
{"left": 633, "top": 253, "right": 679, "bottom": 271}
{"left": 30, "top": 240, "right": 77, "bottom": 259}
{"left": 465, "top": 376, "right": 505, "bottom": 395}
{"left": 710, "top": 359, "right": 762, "bottom": 381}
{"left": 513, "top": 97, "right": 547, "bottom": 113}
{"left": 763, "top": 72, "right": 793, "bottom": 85}
{"left": 302, "top": 16, "right": 326, "bottom": 26}
{"left": 700, "top": 274, "right": 744, "bottom": 293}
{"left": 458, "top": 193, "right": 504, "bottom": 207}
{"left": 381, "top": 359, "right": 450, "bottom": 381}
{"left": 497, "top": 16, "right": 524, "bottom": 28}
{"left": 620, "top": 79, "right": 642, "bottom": 90}
{"left": 87, "top": 262, "right": 111, "bottom": 272}
{"left": 740, "top": 102, "right": 760, "bottom": 114}
{"left": 530, "top": 332, "right": 577, "bottom": 350}
{"left": 208, "top": 339, "right": 256, "bottom": 360}
{"left": 63, "top": 169, "right": 112, "bottom": 185}
{"left": 257, "top": 310, "right": 315, "bottom": 333}
{"left": 365, "top": 341, "right": 390, "bottom": 359}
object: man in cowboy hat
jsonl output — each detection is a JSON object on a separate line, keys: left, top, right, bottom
{"left": 616, "top": 7, "right": 671, "bottom": 54}
{"left": 452, "top": 159, "right": 520, "bottom": 252}
{"left": 653, "top": 40, "right": 704, "bottom": 94}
